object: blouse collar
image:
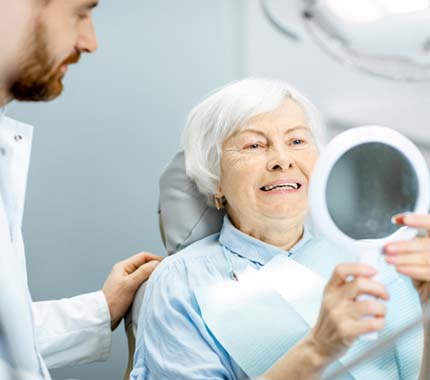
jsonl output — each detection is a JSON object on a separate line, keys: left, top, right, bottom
{"left": 219, "top": 215, "right": 312, "bottom": 266}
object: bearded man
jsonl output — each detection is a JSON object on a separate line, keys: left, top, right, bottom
{"left": 0, "top": 1, "right": 161, "bottom": 379}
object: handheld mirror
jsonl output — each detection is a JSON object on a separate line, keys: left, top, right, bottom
{"left": 309, "top": 126, "right": 430, "bottom": 339}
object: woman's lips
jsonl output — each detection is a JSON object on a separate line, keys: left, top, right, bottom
{"left": 259, "top": 179, "right": 303, "bottom": 194}
{"left": 260, "top": 187, "right": 302, "bottom": 194}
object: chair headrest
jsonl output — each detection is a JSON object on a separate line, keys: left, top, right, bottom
{"left": 158, "top": 150, "right": 224, "bottom": 255}
{"left": 124, "top": 151, "right": 224, "bottom": 351}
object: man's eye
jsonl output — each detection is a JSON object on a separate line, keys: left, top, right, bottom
{"left": 291, "top": 139, "right": 305, "bottom": 145}
{"left": 77, "top": 12, "right": 89, "bottom": 20}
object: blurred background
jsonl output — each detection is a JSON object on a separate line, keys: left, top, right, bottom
{"left": 7, "top": 0, "right": 430, "bottom": 379}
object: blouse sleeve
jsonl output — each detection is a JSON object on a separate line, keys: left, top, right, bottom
{"left": 130, "top": 257, "right": 236, "bottom": 380}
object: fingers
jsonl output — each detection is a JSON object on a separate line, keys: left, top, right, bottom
{"left": 337, "top": 301, "right": 386, "bottom": 340}
{"left": 354, "top": 299, "right": 387, "bottom": 318}
{"left": 343, "top": 277, "right": 389, "bottom": 301}
{"left": 392, "top": 214, "right": 430, "bottom": 230}
{"left": 385, "top": 251, "right": 430, "bottom": 267}
{"left": 383, "top": 225, "right": 430, "bottom": 282}
{"left": 313, "top": 264, "right": 387, "bottom": 357}
{"left": 396, "top": 265, "right": 430, "bottom": 282}
{"left": 328, "top": 263, "right": 377, "bottom": 288}
{"left": 119, "top": 252, "right": 163, "bottom": 273}
{"left": 129, "top": 260, "right": 160, "bottom": 286}
{"left": 385, "top": 238, "right": 430, "bottom": 254}
{"left": 355, "top": 317, "right": 386, "bottom": 334}
{"left": 342, "top": 317, "right": 385, "bottom": 338}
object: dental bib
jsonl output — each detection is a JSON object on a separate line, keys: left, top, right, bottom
{"left": 195, "top": 239, "right": 422, "bottom": 380}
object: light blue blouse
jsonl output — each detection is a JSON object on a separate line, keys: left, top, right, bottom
{"left": 131, "top": 216, "right": 423, "bottom": 380}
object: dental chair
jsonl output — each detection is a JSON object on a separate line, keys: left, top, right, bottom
{"left": 123, "top": 151, "right": 223, "bottom": 379}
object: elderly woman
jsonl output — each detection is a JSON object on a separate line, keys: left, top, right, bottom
{"left": 131, "top": 79, "right": 428, "bottom": 380}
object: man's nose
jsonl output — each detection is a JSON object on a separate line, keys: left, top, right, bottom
{"left": 76, "top": 19, "right": 98, "bottom": 53}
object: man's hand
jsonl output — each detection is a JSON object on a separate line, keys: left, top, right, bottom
{"left": 102, "top": 252, "right": 162, "bottom": 330}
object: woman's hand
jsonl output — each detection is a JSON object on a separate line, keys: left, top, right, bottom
{"left": 263, "top": 263, "right": 389, "bottom": 380}
{"left": 384, "top": 214, "right": 430, "bottom": 304}
{"left": 309, "top": 263, "right": 389, "bottom": 361}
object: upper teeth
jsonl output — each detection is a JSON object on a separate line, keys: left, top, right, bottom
{"left": 262, "top": 183, "right": 299, "bottom": 191}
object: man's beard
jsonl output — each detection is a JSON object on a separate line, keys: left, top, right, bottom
{"left": 10, "top": 22, "right": 80, "bottom": 102}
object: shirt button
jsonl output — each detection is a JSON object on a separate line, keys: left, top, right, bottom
{"left": 14, "top": 135, "right": 23, "bottom": 142}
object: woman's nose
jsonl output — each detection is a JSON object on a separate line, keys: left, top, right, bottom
{"left": 267, "top": 149, "right": 294, "bottom": 171}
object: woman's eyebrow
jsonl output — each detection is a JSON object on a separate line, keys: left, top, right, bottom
{"left": 237, "top": 125, "right": 310, "bottom": 137}
{"left": 235, "top": 129, "right": 266, "bottom": 138}
{"left": 285, "top": 126, "right": 311, "bottom": 133}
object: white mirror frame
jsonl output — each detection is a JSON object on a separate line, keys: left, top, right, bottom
{"left": 310, "top": 125, "right": 430, "bottom": 340}
{"left": 310, "top": 125, "right": 430, "bottom": 251}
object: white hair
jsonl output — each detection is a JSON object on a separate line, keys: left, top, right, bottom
{"left": 182, "top": 78, "right": 326, "bottom": 206}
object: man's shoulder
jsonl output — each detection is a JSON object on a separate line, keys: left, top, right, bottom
{"left": 2, "top": 115, "right": 34, "bottom": 130}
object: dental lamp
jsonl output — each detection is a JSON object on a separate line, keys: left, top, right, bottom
{"left": 262, "top": 0, "right": 430, "bottom": 81}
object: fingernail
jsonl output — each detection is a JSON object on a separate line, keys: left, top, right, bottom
{"left": 385, "top": 256, "right": 396, "bottom": 264}
{"left": 391, "top": 214, "right": 404, "bottom": 225}
{"left": 383, "top": 245, "right": 396, "bottom": 255}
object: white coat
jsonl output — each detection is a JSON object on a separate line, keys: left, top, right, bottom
{"left": 0, "top": 108, "right": 112, "bottom": 380}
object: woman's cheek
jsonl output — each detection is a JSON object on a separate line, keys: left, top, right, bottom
{"left": 300, "top": 150, "right": 319, "bottom": 175}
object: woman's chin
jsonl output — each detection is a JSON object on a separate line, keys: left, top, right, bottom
{"left": 259, "top": 207, "right": 306, "bottom": 221}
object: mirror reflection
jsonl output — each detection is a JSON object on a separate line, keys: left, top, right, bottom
{"left": 326, "top": 142, "right": 419, "bottom": 240}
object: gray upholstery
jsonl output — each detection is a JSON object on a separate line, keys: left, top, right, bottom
{"left": 158, "top": 150, "right": 224, "bottom": 255}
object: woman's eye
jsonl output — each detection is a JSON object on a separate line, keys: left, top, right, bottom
{"left": 291, "top": 139, "right": 305, "bottom": 145}
{"left": 245, "top": 143, "right": 263, "bottom": 150}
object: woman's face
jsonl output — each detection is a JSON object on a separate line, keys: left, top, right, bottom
{"left": 219, "top": 98, "right": 319, "bottom": 228}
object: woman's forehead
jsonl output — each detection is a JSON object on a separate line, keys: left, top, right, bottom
{"left": 239, "top": 99, "right": 310, "bottom": 132}
{"left": 235, "top": 125, "right": 312, "bottom": 139}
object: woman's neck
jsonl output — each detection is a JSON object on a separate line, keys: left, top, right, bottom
{"left": 229, "top": 212, "right": 305, "bottom": 252}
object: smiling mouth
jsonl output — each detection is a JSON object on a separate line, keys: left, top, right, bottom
{"left": 260, "top": 183, "right": 302, "bottom": 191}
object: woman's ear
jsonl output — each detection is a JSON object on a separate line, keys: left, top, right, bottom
{"left": 214, "top": 186, "right": 226, "bottom": 210}
{"left": 214, "top": 196, "right": 223, "bottom": 211}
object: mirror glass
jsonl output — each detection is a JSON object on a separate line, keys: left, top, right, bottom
{"left": 326, "top": 142, "right": 418, "bottom": 240}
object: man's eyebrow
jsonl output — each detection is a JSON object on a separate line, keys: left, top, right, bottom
{"left": 84, "top": 1, "right": 98, "bottom": 10}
